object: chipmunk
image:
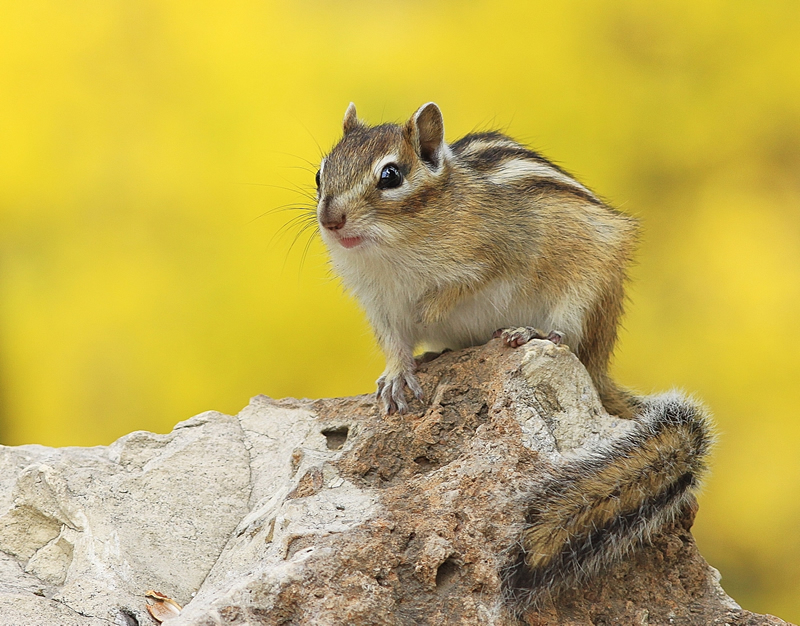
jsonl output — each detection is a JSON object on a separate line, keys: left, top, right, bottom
{"left": 313, "top": 103, "right": 714, "bottom": 608}
{"left": 316, "top": 102, "right": 637, "bottom": 418}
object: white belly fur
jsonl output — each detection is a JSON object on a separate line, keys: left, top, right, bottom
{"left": 332, "top": 249, "right": 589, "bottom": 357}
{"left": 417, "top": 277, "right": 587, "bottom": 353}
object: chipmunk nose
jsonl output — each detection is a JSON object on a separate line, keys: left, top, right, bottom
{"left": 321, "top": 214, "right": 346, "bottom": 231}
{"left": 319, "top": 197, "right": 347, "bottom": 231}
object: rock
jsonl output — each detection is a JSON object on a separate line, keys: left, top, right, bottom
{"left": 0, "top": 339, "right": 791, "bottom": 625}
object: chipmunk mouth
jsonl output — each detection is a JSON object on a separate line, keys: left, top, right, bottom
{"left": 335, "top": 234, "right": 364, "bottom": 249}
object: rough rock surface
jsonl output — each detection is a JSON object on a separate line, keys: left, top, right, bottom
{"left": 0, "top": 339, "right": 791, "bottom": 626}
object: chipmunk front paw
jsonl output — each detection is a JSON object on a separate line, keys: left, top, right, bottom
{"left": 376, "top": 370, "right": 424, "bottom": 414}
{"left": 493, "top": 327, "right": 565, "bottom": 348}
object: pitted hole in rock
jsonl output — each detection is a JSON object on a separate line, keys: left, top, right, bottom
{"left": 321, "top": 426, "right": 349, "bottom": 450}
{"left": 117, "top": 608, "right": 139, "bottom": 626}
{"left": 286, "top": 535, "right": 316, "bottom": 560}
{"left": 413, "top": 456, "right": 434, "bottom": 472}
{"left": 435, "top": 558, "right": 460, "bottom": 590}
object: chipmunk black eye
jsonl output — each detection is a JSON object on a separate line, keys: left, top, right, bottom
{"left": 315, "top": 170, "right": 321, "bottom": 188}
{"left": 377, "top": 163, "right": 403, "bottom": 190}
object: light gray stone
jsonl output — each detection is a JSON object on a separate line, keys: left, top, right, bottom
{"left": 0, "top": 411, "right": 251, "bottom": 624}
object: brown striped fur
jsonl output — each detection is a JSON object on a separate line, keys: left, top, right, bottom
{"left": 505, "top": 392, "right": 714, "bottom": 610}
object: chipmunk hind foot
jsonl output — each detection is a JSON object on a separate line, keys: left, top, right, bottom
{"left": 493, "top": 326, "right": 565, "bottom": 348}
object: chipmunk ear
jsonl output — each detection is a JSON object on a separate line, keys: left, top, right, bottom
{"left": 407, "top": 102, "right": 447, "bottom": 170}
{"left": 342, "top": 102, "right": 363, "bottom": 134}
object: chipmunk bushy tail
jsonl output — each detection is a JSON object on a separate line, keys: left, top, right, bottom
{"left": 504, "top": 391, "right": 714, "bottom": 610}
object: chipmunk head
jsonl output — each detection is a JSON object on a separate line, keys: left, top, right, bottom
{"left": 316, "top": 102, "right": 451, "bottom": 251}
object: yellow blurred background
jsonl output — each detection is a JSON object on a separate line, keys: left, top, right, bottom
{"left": 1, "top": 0, "right": 798, "bottom": 619}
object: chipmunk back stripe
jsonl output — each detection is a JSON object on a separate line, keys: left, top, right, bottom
{"left": 503, "top": 392, "right": 714, "bottom": 610}
{"left": 452, "top": 133, "right": 601, "bottom": 203}
{"left": 491, "top": 162, "right": 601, "bottom": 204}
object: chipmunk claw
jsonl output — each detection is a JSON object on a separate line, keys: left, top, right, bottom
{"left": 495, "top": 327, "right": 565, "bottom": 348}
{"left": 376, "top": 371, "right": 424, "bottom": 415}
{"left": 545, "top": 330, "right": 564, "bottom": 345}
